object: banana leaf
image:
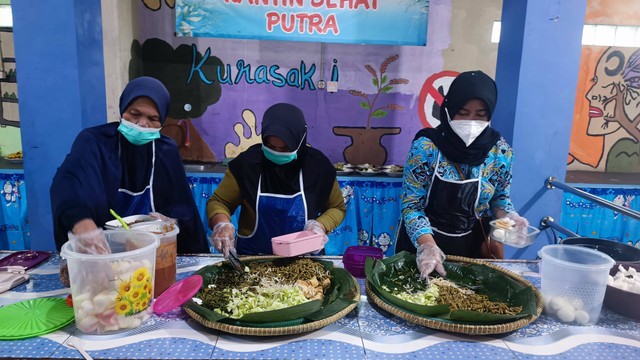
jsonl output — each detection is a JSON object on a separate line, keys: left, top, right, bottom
{"left": 365, "top": 251, "right": 538, "bottom": 323}
{"left": 305, "top": 267, "right": 359, "bottom": 321}
{"left": 364, "top": 252, "right": 449, "bottom": 316}
{"left": 184, "top": 257, "right": 356, "bottom": 325}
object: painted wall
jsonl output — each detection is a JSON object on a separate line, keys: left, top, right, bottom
{"left": 568, "top": 0, "right": 640, "bottom": 173}
{"left": 116, "top": 0, "right": 503, "bottom": 168}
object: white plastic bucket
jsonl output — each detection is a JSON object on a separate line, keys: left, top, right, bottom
{"left": 61, "top": 230, "right": 159, "bottom": 334}
{"left": 538, "top": 244, "right": 615, "bottom": 325}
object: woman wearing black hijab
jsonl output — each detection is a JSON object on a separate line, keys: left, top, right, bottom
{"left": 207, "top": 103, "right": 346, "bottom": 257}
{"left": 396, "top": 71, "right": 529, "bottom": 278}
{"left": 50, "top": 77, "right": 208, "bottom": 254}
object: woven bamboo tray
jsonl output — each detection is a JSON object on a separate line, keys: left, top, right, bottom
{"left": 184, "top": 256, "right": 360, "bottom": 336}
{"left": 366, "top": 255, "right": 544, "bottom": 335}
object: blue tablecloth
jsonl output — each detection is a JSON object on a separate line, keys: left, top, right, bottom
{"left": 0, "top": 254, "right": 638, "bottom": 359}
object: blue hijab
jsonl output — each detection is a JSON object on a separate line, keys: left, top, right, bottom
{"left": 51, "top": 77, "right": 208, "bottom": 253}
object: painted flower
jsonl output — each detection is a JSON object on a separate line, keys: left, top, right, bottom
{"left": 115, "top": 301, "right": 132, "bottom": 315}
{"left": 133, "top": 267, "right": 150, "bottom": 283}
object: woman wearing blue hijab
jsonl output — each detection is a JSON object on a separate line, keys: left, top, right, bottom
{"left": 50, "top": 77, "right": 208, "bottom": 253}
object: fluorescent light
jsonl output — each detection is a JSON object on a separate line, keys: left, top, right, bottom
{"left": 614, "top": 26, "right": 638, "bottom": 47}
{"left": 491, "top": 21, "right": 501, "bottom": 43}
{"left": 582, "top": 25, "right": 596, "bottom": 45}
{"left": 0, "top": 6, "right": 11, "bottom": 27}
{"left": 593, "top": 25, "right": 616, "bottom": 46}
{"left": 492, "top": 21, "right": 640, "bottom": 47}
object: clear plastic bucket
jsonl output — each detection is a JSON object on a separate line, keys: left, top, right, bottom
{"left": 61, "top": 230, "right": 159, "bottom": 334}
{"left": 538, "top": 244, "right": 615, "bottom": 325}
{"left": 132, "top": 221, "right": 179, "bottom": 297}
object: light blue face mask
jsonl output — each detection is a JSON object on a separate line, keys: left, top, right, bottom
{"left": 117, "top": 118, "right": 161, "bottom": 146}
{"left": 261, "top": 133, "right": 306, "bottom": 165}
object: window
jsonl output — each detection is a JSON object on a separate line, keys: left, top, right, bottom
{"left": 491, "top": 21, "right": 640, "bottom": 47}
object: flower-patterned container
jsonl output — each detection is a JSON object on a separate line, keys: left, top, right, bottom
{"left": 61, "top": 230, "right": 159, "bottom": 334}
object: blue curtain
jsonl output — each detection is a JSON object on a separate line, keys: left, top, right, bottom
{"left": 0, "top": 173, "right": 29, "bottom": 250}
{"left": 186, "top": 175, "right": 403, "bottom": 256}
{"left": 560, "top": 187, "right": 640, "bottom": 246}
{"left": 326, "top": 178, "right": 403, "bottom": 256}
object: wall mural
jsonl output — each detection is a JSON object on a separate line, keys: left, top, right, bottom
{"left": 335, "top": 55, "right": 408, "bottom": 165}
{"left": 569, "top": 46, "right": 640, "bottom": 173}
{"left": 143, "top": 0, "right": 175, "bottom": 11}
{"left": 131, "top": 38, "right": 443, "bottom": 166}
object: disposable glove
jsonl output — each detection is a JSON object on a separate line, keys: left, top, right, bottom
{"left": 209, "top": 222, "right": 236, "bottom": 259}
{"left": 69, "top": 228, "right": 111, "bottom": 254}
{"left": 505, "top": 211, "right": 529, "bottom": 233}
{"left": 303, "top": 219, "right": 328, "bottom": 255}
{"left": 416, "top": 242, "right": 446, "bottom": 279}
{"left": 303, "top": 219, "right": 328, "bottom": 245}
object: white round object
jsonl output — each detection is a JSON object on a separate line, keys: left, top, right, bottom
{"left": 556, "top": 306, "right": 576, "bottom": 323}
{"left": 574, "top": 310, "right": 590, "bottom": 325}
{"left": 184, "top": 103, "right": 192, "bottom": 111}
{"left": 547, "top": 296, "right": 569, "bottom": 312}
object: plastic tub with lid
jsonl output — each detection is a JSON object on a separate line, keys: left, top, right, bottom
{"left": 61, "top": 230, "right": 159, "bottom": 334}
{"left": 538, "top": 244, "right": 615, "bottom": 325}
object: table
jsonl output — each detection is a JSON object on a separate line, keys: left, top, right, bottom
{"left": 1, "top": 253, "right": 638, "bottom": 359}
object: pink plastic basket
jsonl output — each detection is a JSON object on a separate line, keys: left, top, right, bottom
{"left": 342, "top": 246, "right": 384, "bottom": 278}
{"left": 271, "top": 230, "right": 324, "bottom": 257}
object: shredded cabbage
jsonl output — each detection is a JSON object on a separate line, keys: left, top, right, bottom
{"left": 214, "top": 285, "right": 309, "bottom": 319}
{"left": 394, "top": 284, "right": 440, "bottom": 306}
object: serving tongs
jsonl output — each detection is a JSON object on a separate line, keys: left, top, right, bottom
{"left": 227, "top": 248, "right": 246, "bottom": 272}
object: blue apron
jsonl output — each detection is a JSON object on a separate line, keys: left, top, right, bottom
{"left": 113, "top": 141, "right": 156, "bottom": 217}
{"left": 237, "top": 171, "right": 308, "bottom": 255}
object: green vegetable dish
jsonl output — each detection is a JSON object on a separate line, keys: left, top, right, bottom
{"left": 365, "top": 251, "right": 539, "bottom": 324}
{"left": 185, "top": 257, "right": 359, "bottom": 327}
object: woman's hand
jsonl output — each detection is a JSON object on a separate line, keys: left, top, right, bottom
{"left": 209, "top": 221, "right": 236, "bottom": 259}
{"left": 71, "top": 219, "right": 111, "bottom": 254}
{"left": 416, "top": 235, "right": 446, "bottom": 279}
{"left": 304, "top": 220, "right": 328, "bottom": 245}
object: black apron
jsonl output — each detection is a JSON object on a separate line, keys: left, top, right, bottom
{"left": 396, "top": 153, "right": 487, "bottom": 257}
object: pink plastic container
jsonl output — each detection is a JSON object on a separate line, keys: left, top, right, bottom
{"left": 271, "top": 230, "right": 324, "bottom": 256}
{"left": 342, "top": 246, "right": 384, "bottom": 278}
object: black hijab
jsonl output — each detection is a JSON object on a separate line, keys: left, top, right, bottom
{"left": 414, "top": 70, "right": 501, "bottom": 166}
{"left": 229, "top": 103, "right": 336, "bottom": 219}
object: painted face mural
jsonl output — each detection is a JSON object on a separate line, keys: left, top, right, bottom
{"left": 582, "top": 47, "right": 640, "bottom": 172}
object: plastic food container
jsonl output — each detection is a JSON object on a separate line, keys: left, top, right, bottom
{"left": 271, "top": 230, "right": 324, "bottom": 257}
{"left": 61, "top": 230, "right": 159, "bottom": 334}
{"left": 104, "top": 215, "right": 161, "bottom": 230}
{"left": 342, "top": 246, "right": 384, "bottom": 278}
{"left": 133, "top": 221, "right": 179, "bottom": 297}
{"left": 538, "top": 244, "right": 615, "bottom": 325}
{"left": 489, "top": 220, "right": 540, "bottom": 248}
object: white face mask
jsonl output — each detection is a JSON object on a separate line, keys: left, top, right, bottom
{"left": 446, "top": 109, "right": 490, "bottom": 147}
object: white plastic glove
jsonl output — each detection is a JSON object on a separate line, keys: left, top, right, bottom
{"left": 505, "top": 212, "right": 529, "bottom": 233}
{"left": 209, "top": 222, "right": 236, "bottom": 259}
{"left": 303, "top": 219, "right": 328, "bottom": 245}
{"left": 69, "top": 228, "right": 111, "bottom": 254}
{"left": 416, "top": 242, "right": 446, "bottom": 279}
